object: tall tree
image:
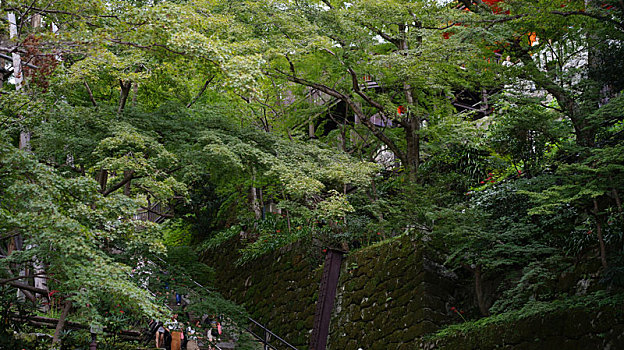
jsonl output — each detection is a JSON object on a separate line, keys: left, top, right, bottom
{"left": 227, "top": 0, "right": 485, "bottom": 180}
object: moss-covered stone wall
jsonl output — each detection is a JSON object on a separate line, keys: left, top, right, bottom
{"left": 204, "top": 239, "right": 321, "bottom": 348}
{"left": 328, "top": 235, "right": 454, "bottom": 350}
{"left": 420, "top": 305, "right": 624, "bottom": 350}
{"left": 204, "top": 235, "right": 456, "bottom": 349}
{"left": 204, "top": 236, "right": 624, "bottom": 350}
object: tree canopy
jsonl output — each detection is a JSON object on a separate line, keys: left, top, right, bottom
{"left": 1, "top": 0, "right": 623, "bottom": 348}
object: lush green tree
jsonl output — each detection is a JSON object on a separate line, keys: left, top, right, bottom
{"left": 0, "top": 137, "right": 164, "bottom": 346}
{"left": 191, "top": 114, "right": 379, "bottom": 257}
{"left": 223, "top": 0, "right": 492, "bottom": 180}
{"left": 1, "top": 0, "right": 623, "bottom": 341}
{"left": 465, "top": 0, "right": 624, "bottom": 147}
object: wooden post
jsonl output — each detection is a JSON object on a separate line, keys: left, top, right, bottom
{"left": 310, "top": 249, "right": 344, "bottom": 350}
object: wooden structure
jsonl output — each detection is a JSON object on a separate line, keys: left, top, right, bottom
{"left": 310, "top": 249, "right": 344, "bottom": 350}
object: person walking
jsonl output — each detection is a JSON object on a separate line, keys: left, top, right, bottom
{"left": 154, "top": 320, "right": 166, "bottom": 349}
{"left": 175, "top": 290, "right": 182, "bottom": 306}
{"left": 186, "top": 320, "right": 201, "bottom": 350}
{"left": 205, "top": 315, "right": 220, "bottom": 350}
{"left": 165, "top": 314, "right": 182, "bottom": 350}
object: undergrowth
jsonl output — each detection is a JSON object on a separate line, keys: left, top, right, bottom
{"left": 427, "top": 290, "right": 624, "bottom": 341}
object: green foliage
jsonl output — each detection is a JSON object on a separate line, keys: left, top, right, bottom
{"left": 200, "top": 225, "right": 242, "bottom": 251}
{"left": 489, "top": 256, "right": 570, "bottom": 314}
{"left": 2, "top": 0, "right": 624, "bottom": 342}
{"left": 429, "top": 290, "right": 624, "bottom": 340}
{"left": 162, "top": 219, "right": 193, "bottom": 247}
{"left": 164, "top": 246, "right": 215, "bottom": 287}
{"left": 236, "top": 214, "right": 317, "bottom": 265}
{"left": 0, "top": 286, "right": 38, "bottom": 349}
{"left": 488, "top": 99, "right": 570, "bottom": 177}
{"left": 0, "top": 137, "right": 165, "bottom": 325}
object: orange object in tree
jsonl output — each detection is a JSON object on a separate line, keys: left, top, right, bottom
{"left": 528, "top": 32, "right": 537, "bottom": 46}
{"left": 482, "top": 0, "right": 509, "bottom": 14}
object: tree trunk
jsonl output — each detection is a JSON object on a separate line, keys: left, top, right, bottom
{"left": 8, "top": 13, "right": 32, "bottom": 151}
{"left": 285, "top": 210, "right": 292, "bottom": 233}
{"left": 84, "top": 80, "right": 97, "bottom": 107}
{"left": 405, "top": 117, "right": 420, "bottom": 181}
{"left": 593, "top": 199, "right": 608, "bottom": 269}
{"left": 258, "top": 188, "right": 265, "bottom": 219}
{"left": 309, "top": 117, "right": 316, "bottom": 139}
{"left": 31, "top": 13, "right": 42, "bottom": 28}
{"left": 34, "top": 259, "right": 49, "bottom": 312}
{"left": 400, "top": 27, "right": 419, "bottom": 180}
{"left": 7, "top": 13, "right": 23, "bottom": 90}
{"left": 609, "top": 177, "right": 623, "bottom": 213}
{"left": 52, "top": 299, "right": 72, "bottom": 347}
{"left": 482, "top": 89, "right": 490, "bottom": 115}
{"left": 132, "top": 82, "right": 138, "bottom": 107}
{"left": 97, "top": 170, "right": 108, "bottom": 192}
{"left": 474, "top": 265, "right": 489, "bottom": 316}
{"left": 123, "top": 170, "right": 132, "bottom": 196}
{"left": 19, "top": 131, "right": 32, "bottom": 151}
{"left": 250, "top": 171, "right": 262, "bottom": 220}
{"left": 118, "top": 80, "right": 132, "bottom": 113}
{"left": 5, "top": 21, "right": 30, "bottom": 298}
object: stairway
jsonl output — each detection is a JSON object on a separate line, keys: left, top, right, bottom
{"left": 145, "top": 258, "right": 299, "bottom": 350}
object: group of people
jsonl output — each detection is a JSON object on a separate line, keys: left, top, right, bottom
{"left": 151, "top": 313, "right": 223, "bottom": 350}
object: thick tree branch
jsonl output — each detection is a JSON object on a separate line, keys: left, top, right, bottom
{"left": 0, "top": 53, "right": 39, "bottom": 68}
{"left": 320, "top": 0, "right": 333, "bottom": 9}
{"left": 6, "top": 281, "right": 49, "bottom": 296}
{"left": 118, "top": 79, "right": 132, "bottom": 113}
{"left": 102, "top": 170, "right": 135, "bottom": 196}
{"left": 0, "top": 273, "right": 46, "bottom": 285}
{"left": 139, "top": 205, "right": 174, "bottom": 218}
{"left": 186, "top": 75, "right": 215, "bottom": 108}
{"left": 271, "top": 68, "right": 407, "bottom": 165}
{"left": 52, "top": 300, "right": 73, "bottom": 346}
{"left": 106, "top": 39, "right": 217, "bottom": 64}
{"left": 551, "top": 10, "right": 624, "bottom": 30}
{"left": 457, "top": 0, "right": 474, "bottom": 11}
{"left": 83, "top": 80, "right": 97, "bottom": 107}
{"left": 320, "top": 48, "right": 386, "bottom": 111}
{"left": 357, "top": 21, "right": 401, "bottom": 47}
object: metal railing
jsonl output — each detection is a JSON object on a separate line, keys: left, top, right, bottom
{"left": 152, "top": 257, "right": 299, "bottom": 350}
{"left": 245, "top": 317, "right": 298, "bottom": 350}
{"left": 133, "top": 202, "right": 171, "bottom": 224}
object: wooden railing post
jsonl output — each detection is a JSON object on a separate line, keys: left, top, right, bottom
{"left": 310, "top": 249, "right": 344, "bottom": 350}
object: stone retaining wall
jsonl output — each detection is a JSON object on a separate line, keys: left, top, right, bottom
{"left": 204, "top": 235, "right": 456, "bottom": 349}
{"left": 328, "top": 236, "right": 454, "bottom": 350}
{"left": 205, "top": 240, "right": 321, "bottom": 347}
{"left": 203, "top": 235, "right": 624, "bottom": 350}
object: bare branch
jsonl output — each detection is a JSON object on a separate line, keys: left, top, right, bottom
{"left": 102, "top": 170, "right": 134, "bottom": 196}
{"left": 186, "top": 75, "right": 215, "bottom": 108}
{"left": 0, "top": 273, "right": 47, "bottom": 285}
{"left": 6, "top": 281, "right": 49, "bottom": 296}
{"left": 270, "top": 68, "right": 407, "bottom": 164}
{"left": 83, "top": 80, "right": 97, "bottom": 107}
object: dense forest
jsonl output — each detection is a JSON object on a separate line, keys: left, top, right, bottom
{"left": 1, "top": 0, "right": 623, "bottom": 349}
